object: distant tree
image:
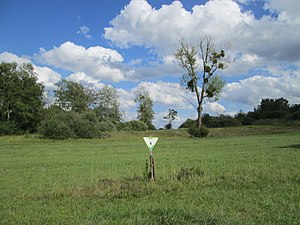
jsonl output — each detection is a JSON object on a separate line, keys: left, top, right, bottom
{"left": 94, "top": 85, "right": 121, "bottom": 123}
{"left": 134, "top": 87, "right": 155, "bottom": 129}
{"left": 234, "top": 110, "right": 255, "bottom": 125}
{"left": 257, "top": 98, "right": 289, "bottom": 119}
{"left": 179, "top": 118, "right": 197, "bottom": 129}
{"left": 54, "top": 79, "right": 92, "bottom": 113}
{"left": 175, "top": 36, "right": 229, "bottom": 130}
{"left": 163, "top": 109, "right": 178, "bottom": 129}
{"left": 0, "top": 62, "right": 44, "bottom": 133}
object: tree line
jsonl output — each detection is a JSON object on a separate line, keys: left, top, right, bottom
{"left": 180, "top": 97, "right": 300, "bottom": 129}
{"left": 0, "top": 62, "right": 156, "bottom": 138}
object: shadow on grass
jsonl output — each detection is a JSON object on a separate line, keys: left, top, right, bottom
{"left": 280, "top": 144, "right": 300, "bottom": 150}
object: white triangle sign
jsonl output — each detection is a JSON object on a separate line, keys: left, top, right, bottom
{"left": 143, "top": 137, "right": 159, "bottom": 151}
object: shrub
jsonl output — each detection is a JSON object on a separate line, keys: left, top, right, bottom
{"left": 121, "top": 120, "right": 148, "bottom": 131}
{"left": 98, "top": 121, "right": 117, "bottom": 132}
{"left": 39, "top": 118, "right": 75, "bottom": 140}
{"left": 80, "top": 111, "right": 98, "bottom": 123}
{"left": 0, "top": 122, "right": 22, "bottom": 135}
{"left": 188, "top": 125, "right": 209, "bottom": 138}
{"left": 203, "top": 114, "right": 242, "bottom": 128}
{"left": 147, "top": 123, "right": 156, "bottom": 130}
{"left": 164, "top": 123, "right": 172, "bottom": 130}
{"left": 179, "top": 119, "right": 197, "bottom": 129}
{"left": 286, "top": 111, "right": 300, "bottom": 121}
{"left": 39, "top": 110, "right": 105, "bottom": 139}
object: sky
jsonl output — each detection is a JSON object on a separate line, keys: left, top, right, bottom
{"left": 1, "top": 0, "right": 300, "bottom": 128}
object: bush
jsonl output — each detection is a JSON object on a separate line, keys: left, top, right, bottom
{"left": 286, "top": 111, "right": 300, "bottom": 121}
{"left": 179, "top": 119, "right": 197, "bottom": 129}
{"left": 164, "top": 123, "right": 172, "bottom": 130}
{"left": 98, "top": 120, "right": 117, "bottom": 132}
{"left": 188, "top": 125, "right": 209, "bottom": 138}
{"left": 38, "top": 110, "right": 105, "bottom": 139}
{"left": 0, "top": 122, "right": 22, "bottom": 135}
{"left": 147, "top": 123, "right": 156, "bottom": 130}
{"left": 203, "top": 114, "right": 242, "bottom": 128}
{"left": 38, "top": 118, "right": 75, "bottom": 140}
{"left": 252, "top": 119, "right": 284, "bottom": 126}
{"left": 121, "top": 120, "right": 148, "bottom": 131}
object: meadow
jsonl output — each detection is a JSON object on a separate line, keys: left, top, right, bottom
{"left": 0, "top": 126, "right": 300, "bottom": 224}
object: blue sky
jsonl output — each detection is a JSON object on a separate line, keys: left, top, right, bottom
{"left": 1, "top": 0, "right": 300, "bottom": 128}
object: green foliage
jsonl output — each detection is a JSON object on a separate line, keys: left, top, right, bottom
{"left": 202, "top": 114, "right": 242, "bottom": 128}
{"left": 94, "top": 85, "right": 121, "bottom": 123}
{"left": 98, "top": 120, "right": 117, "bottom": 132}
{"left": 54, "top": 79, "right": 92, "bottom": 113}
{"left": 164, "top": 123, "right": 172, "bottom": 130}
{"left": 235, "top": 98, "right": 300, "bottom": 125}
{"left": 38, "top": 109, "right": 104, "bottom": 139}
{"left": 188, "top": 125, "right": 209, "bottom": 138}
{"left": 38, "top": 116, "right": 75, "bottom": 140}
{"left": 205, "top": 75, "right": 225, "bottom": 100}
{"left": 179, "top": 119, "right": 197, "bottom": 128}
{"left": 147, "top": 123, "right": 156, "bottom": 130}
{"left": 286, "top": 111, "right": 300, "bottom": 121}
{"left": 134, "top": 87, "right": 155, "bottom": 126}
{"left": 0, "top": 62, "right": 44, "bottom": 134}
{"left": 0, "top": 121, "right": 22, "bottom": 135}
{"left": 121, "top": 120, "right": 148, "bottom": 131}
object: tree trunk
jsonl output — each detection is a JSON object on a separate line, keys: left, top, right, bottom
{"left": 196, "top": 77, "right": 206, "bottom": 130}
{"left": 197, "top": 105, "right": 203, "bottom": 129}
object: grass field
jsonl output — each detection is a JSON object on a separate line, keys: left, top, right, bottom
{"left": 1, "top": 126, "right": 300, "bottom": 224}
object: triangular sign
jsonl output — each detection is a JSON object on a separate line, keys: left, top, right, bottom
{"left": 143, "top": 137, "right": 159, "bottom": 151}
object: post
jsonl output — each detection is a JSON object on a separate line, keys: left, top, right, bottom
{"left": 149, "top": 151, "right": 155, "bottom": 181}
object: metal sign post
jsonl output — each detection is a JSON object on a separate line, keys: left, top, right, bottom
{"left": 143, "top": 137, "right": 158, "bottom": 181}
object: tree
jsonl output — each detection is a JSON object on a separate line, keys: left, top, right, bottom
{"left": 175, "top": 36, "right": 228, "bottom": 130}
{"left": 257, "top": 98, "right": 289, "bottom": 119}
{"left": 94, "top": 85, "right": 121, "bottom": 123}
{"left": 134, "top": 87, "right": 155, "bottom": 129}
{"left": 54, "top": 79, "right": 92, "bottom": 113}
{"left": 0, "top": 62, "right": 44, "bottom": 133}
{"left": 163, "top": 109, "right": 178, "bottom": 129}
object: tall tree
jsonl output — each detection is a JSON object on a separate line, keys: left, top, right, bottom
{"left": 0, "top": 62, "right": 44, "bottom": 133}
{"left": 175, "top": 36, "right": 228, "bottom": 129}
{"left": 54, "top": 79, "right": 92, "bottom": 113}
{"left": 163, "top": 109, "right": 178, "bottom": 129}
{"left": 134, "top": 87, "right": 155, "bottom": 128}
{"left": 94, "top": 85, "right": 121, "bottom": 122}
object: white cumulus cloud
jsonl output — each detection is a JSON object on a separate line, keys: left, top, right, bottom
{"left": 36, "top": 41, "right": 125, "bottom": 82}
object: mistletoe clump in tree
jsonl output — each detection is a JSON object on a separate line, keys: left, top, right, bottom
{"left": 175, "top": 36, "right": 229, "bottom": 133}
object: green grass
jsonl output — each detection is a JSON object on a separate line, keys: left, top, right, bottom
{"left": 1, "top": 126, "right": 300, "bottom": 224}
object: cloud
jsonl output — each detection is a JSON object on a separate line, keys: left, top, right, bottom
{"left": 34, "top": 66, "right": 61, "bottom": 90}
{"left": 0, "top": 52, "right": 31, "bottom": 64}
{"left": 204, "top": 102, "right": 226, "bottom": 116}
{"left": 105, "top": 0, "right": 300, "bottom": 76}
{"left": 264, "top": 0, "right": 300, "bottom": 21}
{"left": 77, "top": 25, "right": 92, "bottom": 39}
{"left": 222, "top": 69, "right": 300, "bottom": 107}
{"left": 36, "top": 41, "right": 125, "bottom": 82}
{"left": 136, "top": 81, "right": 195, "bottom": 110}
